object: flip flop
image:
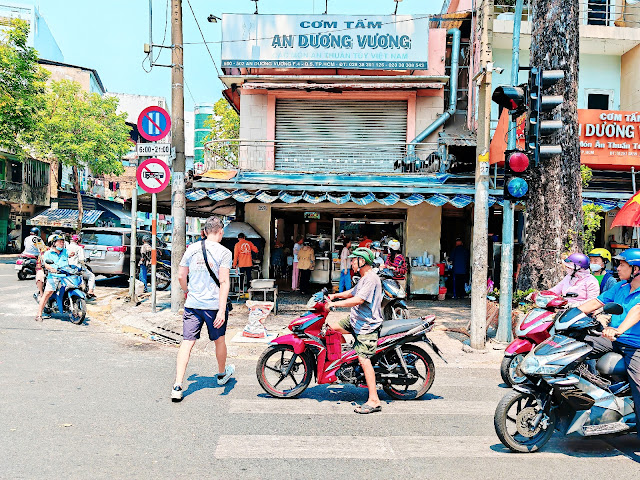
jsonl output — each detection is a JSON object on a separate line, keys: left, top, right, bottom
{"left": 354, "top": 403, "right": 382, "bottom": 414}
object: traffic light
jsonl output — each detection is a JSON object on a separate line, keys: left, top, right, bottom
{"left": 491, "top": 85, "right": 528, "bottom": 116}
{"left": 503, "top": 149, "right": 531, "bottom": 201}
{"left": 526, "top": 67, "right": 564, "bottom": 165}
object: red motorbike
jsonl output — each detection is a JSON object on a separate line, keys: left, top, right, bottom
{"left": 500, "top": 290, "right": 573, "bottom": 386}
{"left": 256, "top": 289, "right": 445, "bottom": 400}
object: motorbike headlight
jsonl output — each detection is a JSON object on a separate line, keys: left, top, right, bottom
{"left": 519, "top": 354, "right": 539, "bottom": 375}
{"left": 520, "top": 353, "right": 564, "bottom": 375}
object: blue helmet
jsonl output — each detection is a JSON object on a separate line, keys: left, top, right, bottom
{"left": 614, "top": 248, "right": 640, "bottom": 267}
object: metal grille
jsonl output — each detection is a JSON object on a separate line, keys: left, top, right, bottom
{"left": 275, "top": 99, "right": 407, "bottom": 173}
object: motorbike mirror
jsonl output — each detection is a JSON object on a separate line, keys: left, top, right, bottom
{"left": 45, "top": 259, "right": 54, "bottom": 264}
{"left": 564, "top": 292, "right": 579, "bottom": 298}
{"left": 603, "top": 302, "right": 623, "bottom": 315}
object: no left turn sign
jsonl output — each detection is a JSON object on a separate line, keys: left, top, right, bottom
{"left": 137, "top": 158, "right": 171, "bottom": 194}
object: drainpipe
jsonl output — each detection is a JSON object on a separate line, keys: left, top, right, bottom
{"left": 406, "top": 28, "right": 461, "bottom": 168}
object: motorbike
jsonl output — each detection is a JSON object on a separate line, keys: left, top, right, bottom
{"left": 40, "top": 262, "right": 87, "bottom": 325}
{"left": 354, "top": 267, "right": 408, "bottom": 321}
{"left": 494, "top": 302, "right": 636, "bottom": 453}
{"left": 501, "top": 290, "right": 576, "bottom": 386}
{"left": 256, "top": 288, "right": 445, "bottom": 400}
{"left": 16, "top": 253, "right": 37, "bottom": 280}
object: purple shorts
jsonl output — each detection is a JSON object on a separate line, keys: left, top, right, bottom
{"left": 183, "top": 308, "right": 228, "bottom": 341}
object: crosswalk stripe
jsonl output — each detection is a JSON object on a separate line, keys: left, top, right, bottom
{"left": 214, "top": 435, "right": 627, "bottom": 460}
{"left": 228, "top": 398, "right": 497, "bottom": 415}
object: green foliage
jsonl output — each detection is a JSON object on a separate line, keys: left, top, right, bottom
{"left": 580, "top": 165, "right": 593, "bottom": 188}
{"left": 490, "top": 287, "right": 536, "bottom": 312}
{"left": 0, "top": 19, "right": 49, "bottom": 155}
{"left": 29, "top": 80, "right": 131, "bottom": 176}
{"left": 203, "top": 98, "right": 240, "bottom": 167}
{"left": 583, "top": 203, "right": 604, "bottom": 254}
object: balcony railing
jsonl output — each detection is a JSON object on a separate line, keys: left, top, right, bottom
{"left": 202, "top": 139, "right": 445, "bottom": 174}
{"left": 493, "top": 0, "right": 640, "bottom": 28}
{"left": 0, "top": 180, "right": 22, "bottom": 192}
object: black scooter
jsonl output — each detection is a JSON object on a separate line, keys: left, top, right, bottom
{"left": 353, "top": 267, "right": 408, "bottom": 321}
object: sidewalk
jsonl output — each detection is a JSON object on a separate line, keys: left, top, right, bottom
{"left": 87, "top": 286, "right": 506, "bottom": 368}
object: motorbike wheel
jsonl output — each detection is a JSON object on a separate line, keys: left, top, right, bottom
{"left": 382, "top": 345, "right": 435, "bottom": 400}
{"left": 156, "top": 270, "right": 171, "bottom": 291}
{"left": 69, "top": 297, "right": 87, "bottom": 325}
{"left": 494, "top": 389, "right": 556, "bottom": 453}
{"left": 256, "top": 345, "right": 313, "bottom": 398}
{"left": 17, "top": 269, "right": 28, "bottom": 281}
{"left": 500, "top": 354, "right": 527, "bottom": 386}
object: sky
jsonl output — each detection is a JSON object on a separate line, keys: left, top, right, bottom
{"left": 31, "top": 0, "right": 443, "bottom": 112}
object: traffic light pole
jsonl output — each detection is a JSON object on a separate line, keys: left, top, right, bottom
{"left": 496, "top": 0, "right": 524, "bottom": 343}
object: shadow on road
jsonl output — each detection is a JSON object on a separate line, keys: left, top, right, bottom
{"left": 182, "top": 373, "right": 237, "bottom": 398}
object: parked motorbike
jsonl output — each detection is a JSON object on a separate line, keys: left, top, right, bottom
{"left": 256, "top": 288, "right": 445, "bottom": 400}
{"left": 494, "top": 302, "right": 636, "bottom": 453}
{"left": 156, "top": 259, "right": 171, "bottom": 291}
{"left": 500, "top": 290, "right": 577, "bottom": 386}
{"left": 15, "top": 253, "right": 37, "bottom": 280}
{"left": 41, "top": 262, "right": 87, "bottom": 325}
{"left": 353, "top": 267, "right": 408, "bottom": 321}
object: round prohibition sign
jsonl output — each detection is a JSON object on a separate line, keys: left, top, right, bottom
{"left": 137, "top": 105, "right": 171, "bottom": 141}
{"left": 137, "top": 158, "right": 171, "bottom": 194}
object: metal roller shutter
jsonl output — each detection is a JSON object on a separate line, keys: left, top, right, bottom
{"left": 275, "top": 99, "right": 407, "bottom": 173}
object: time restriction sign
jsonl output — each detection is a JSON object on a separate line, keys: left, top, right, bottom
{"left": 137, "top": 158, "right": 171, "bottom": 194}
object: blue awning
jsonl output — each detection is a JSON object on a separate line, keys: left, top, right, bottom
{"left": 27, "top": 209, "right": 103, "bottom": 228}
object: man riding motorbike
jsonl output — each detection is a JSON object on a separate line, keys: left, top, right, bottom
{"left": 22, "top": 227, "right": 44, "bottom": 257}
{"left": 68, "top": 234, "right": 96, "bottom": 299}
{"left": 588, "top": 248, "right": 617, "bottom": 293}
{"left": 578, "top": 248, "right": 640, "bottom": 438}
{"left": 327, "top": 247, "right": 384, "bottom": 414}
{"left": 547, "top": 252, "right": 600, "bottom": 307}
{"left": 34, "top": 235, "right": 69, "bottom": 322}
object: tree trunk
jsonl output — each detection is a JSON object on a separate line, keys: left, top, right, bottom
{"left": 517, "top": 0, "right": 582, "bottom": 291}
{"left": 73, "top": 165, "right": 83, "bottom": 234}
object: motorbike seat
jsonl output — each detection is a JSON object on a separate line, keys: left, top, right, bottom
{"left": 596, "top": 352, "right": 627, "bottom": 376}
{"left": 380, "top": 318, "right": 425, "bottom": 338}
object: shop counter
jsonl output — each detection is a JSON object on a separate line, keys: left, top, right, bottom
{"left": 311, "top": 257, "right": 331, "bottom": 284}
{"left": 409, "top": 266, "right": 440, "bottom": 297}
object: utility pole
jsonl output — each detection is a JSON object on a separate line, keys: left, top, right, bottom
{"left": 470, "top": 0, "right": 493, "bottom": 350}
{"left": 170, "top": 0, "right": 186, "bottom": 312}
{"left": 496, "top": 0, "right": 524, "bottom": 343}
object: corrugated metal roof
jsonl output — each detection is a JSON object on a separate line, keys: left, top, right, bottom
{"left": 26, "top": 209, "right": 103, "bottom": 228}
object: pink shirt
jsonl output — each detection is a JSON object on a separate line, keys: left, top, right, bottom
{"left": 549, "top": 270, "right": 600, "bottom": 306}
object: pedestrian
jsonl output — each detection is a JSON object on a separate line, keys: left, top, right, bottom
{"left": 233, "top": 232, "right": 258, "bottom": 293}
{"left": 327, "top": 247, "right": 384, "bottom": 414}
{"left": 171, "top": 216, "right": 234, "bottom": 402}
{"left": 34, "top": 234, "right": 69, "bottom": 322}
{"left": 68, "top": 234, "right": 96, "bottom": 299}
{"left": 339, "top": 238, "right": 352, "bottom": 292}
{"left": 297, "top": 240, "right": 315, "bottom": 295}
{"left": 451, "top": 237, "right": 470, "bottom": 299}
{"left": 292, "top": 236, "right": 303, "bottom": 291}
{"left": 139, "top": 236, "right": 152, "bottom": 293}
{"left": 384, "top": 239, "right": 407, "bottom": 289}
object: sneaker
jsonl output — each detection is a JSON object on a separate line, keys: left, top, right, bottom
{"left": 217, "top": 365, "right": 235, "bottom": 385}
{"left": 171, "top": 384, "right": 183, "bottom": 402}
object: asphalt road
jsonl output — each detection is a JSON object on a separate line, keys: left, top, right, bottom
{"left": 1, "top": 260, "right": 639, "bottom": 479}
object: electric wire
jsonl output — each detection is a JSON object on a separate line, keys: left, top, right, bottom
{"left": 184, "top": 77, "right": 197, "bottom": 105}
{"left": 142, "top": 0, "right": 170, "bottom": 73}
{"left": 186, "top": 0, "right": 221, "bottom": 76}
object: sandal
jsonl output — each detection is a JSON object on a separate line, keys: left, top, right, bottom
{"left": 34, "top": 315, "right": 43, "bottom": 322}
{"left": 354, "top": 403, "right": 382, "bottom": 414}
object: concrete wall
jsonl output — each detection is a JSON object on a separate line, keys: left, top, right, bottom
{"left": 405, "top": 203, "right": 442, "bottom": 260}
{"left": 43, "top": 64, "right": 92, "bottom": 92}
{"left": 244, "top": 203, "right": 272, "bottom": 277}
{"left": 622, "top": 44, "right": 640, "bottom": 111}
{"left": 239, "top": 93, "right": 269, "bottom": 170}
{"left": 415, "top": 93, "right": 446, "bottom": 158}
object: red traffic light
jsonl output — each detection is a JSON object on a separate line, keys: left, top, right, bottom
{"left": 491, "top": 85, "right": 527, "bottom": 114}
{"left": 507, "top": 151, "right": 529, "bottom": 173}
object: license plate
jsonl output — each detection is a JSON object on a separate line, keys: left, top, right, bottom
{"left": 90, "top": 250, "right": 104, "bottom": 259}
{"left": 15, "top": 264, "right": 22, "bottom": 270}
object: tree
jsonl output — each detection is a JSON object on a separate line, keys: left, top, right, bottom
{"left": 517, "top": 0, "right": 582, "bottom": 291}
{"left": 203, "top": 98, "right": 240, "bottom": 167}
{"left": 29, "top": 80, "right": 132, "bottom": 231}
{"left": 0, "top": 19, "right": 48, "bottom": 155}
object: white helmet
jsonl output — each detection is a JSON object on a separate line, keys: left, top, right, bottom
{"left": 388, "top": 239, "right": 401, "bottom": 251}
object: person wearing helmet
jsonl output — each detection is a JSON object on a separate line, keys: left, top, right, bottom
{"left": 579, "top": 248, "right": 640, "bottom": 438}
{"left": 34, "top": 234, "right": 69, "bottom": 322}
{"left": 548, "top": 252, "right": 600, "bottom": 306}
{"left": 588, "top": 248, "right": 617, "bottom": 293}
{"left": 22, "top": 226, "right": 44, "bottom": 257}
{"left": 370, "top": 240, "right": 385, "bottom": 268}
{"left": 327, "top": 247, "right": 384, "bottom": 414}
{"left": 68, "top": 234, "right": 96, "bottom": 299}
{"left": 384, "top": 239, "right": 407, "bottom": 288}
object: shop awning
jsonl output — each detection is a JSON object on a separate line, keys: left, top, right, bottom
{"left": 26, "top": 209, "right": 103, "bottom": 228}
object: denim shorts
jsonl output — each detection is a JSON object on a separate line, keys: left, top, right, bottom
{"left": 183, "top": 308, "right": 228, "bottom": 341}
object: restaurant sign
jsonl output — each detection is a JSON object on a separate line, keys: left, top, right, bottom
{"left": 490, "top": 109, "right": 640, "bottom": 170}
{"left": 221, "top": 14, "right": 429, "bottom": 70}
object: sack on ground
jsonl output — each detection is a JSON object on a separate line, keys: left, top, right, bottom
{"left": 242, "top": 301, "right": 274, "bottom": 338}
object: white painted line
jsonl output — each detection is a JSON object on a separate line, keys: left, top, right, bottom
{"left": 215, "top": 435, "right": 626, "bottom": 460}
{"left": 228, "top": 398, "right": 497, "bottom": 416}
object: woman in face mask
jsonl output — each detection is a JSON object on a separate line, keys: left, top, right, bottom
{"left": 547, "top": 252, "right": 600, "bottom": 306}
{"left": 588, "top": 248, "right": 618, "bottom": 293}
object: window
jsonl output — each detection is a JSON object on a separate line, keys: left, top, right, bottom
{"left": 80, "top": 232, "right": 124, "bottom": 247}
{"left": 587, "top": 0, "right": 610, "bottom": 25}
{"left": 586, "top": 89, "right": 614, "bottom": 110}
